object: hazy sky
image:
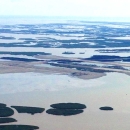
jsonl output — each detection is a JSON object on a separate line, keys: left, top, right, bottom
{"left": 0, "top": 0, "right": 130, "bottom": 17}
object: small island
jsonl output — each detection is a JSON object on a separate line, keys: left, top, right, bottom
{"left": 0, "top": 106, "right": 14, "bottom": 117}
{"left": 0, "top": 51, "right": 51, "bottom": 56}
{"left": 79, "top": 52, "right": 85, "bottom": 54}
{"left": 62, "top": 51, "right": 75, "bottom": 54}
{"left": 0, "top": 36, "right": 15, "bottom": 40}
{"left": 46, "top": 109, "right": 83, "bottom": 116}
{"left": 46, "top": 103, "right": 86, "bottom": 116}
{"left": 1, "top": 57, "right": 42, "bottom": 62}
{"left": 0, "top": 125, "right": 39, "bottom": 130}
{"left": 99, "top": 106, "right": 114, "bottom": 111}
{"left": 11, "top": 106, "right": 45, "bottom": 115}
{"left": 0, "top": 118, "right": 17, "bottom": 124}
{"left": 0, "top": 103, "right": 6, "bottom": 108}
{"left": 50, "top": 103, "right": 86, "bottom": 109}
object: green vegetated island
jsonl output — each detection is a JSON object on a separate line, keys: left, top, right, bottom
{"left": 11, "top": 106, "right": 45, "bottom": 115}
{"left": 51, "top": 103, "right": 86, "bottom": 109}
{"left": 0, "top": 103, "right": 44, "bottom": 129}
{"left": 0, "top": 103, "right": 16, "bottom": 124}
{"left": 62, "top": 51, "right": 75, "bottom": 54}
{"left": 0, "top": 102, "right": 114, "bottom": 129}
{"left": 0, "top": 118, "right": 16, "bottom": 124}
{"left": 46, "top": 103, "right": 87, "bottom": 116}
{"left": 0, "top": 125, "right": 39, "bottom": 130}
{"left": 0, "top": 51, "right": 51, "bottom": 56}
{"left": 0, "top": 103, "right": 14, "bottom": 117}
{"left": 99, "top": 106, "right": 114, "bottom": 111}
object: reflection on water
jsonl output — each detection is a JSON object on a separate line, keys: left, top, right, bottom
{"left": 0, "top": 72, "right": 130, "bottom": 94}
{"left": 0, "top": 72, "right": 105, "bottom": 94}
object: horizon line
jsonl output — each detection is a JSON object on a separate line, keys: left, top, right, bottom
{"left": 0, "top": 15, "right": 130, "bottom": 22}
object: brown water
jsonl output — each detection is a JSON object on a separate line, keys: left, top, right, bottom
{"left": 0, "top": 72, "right": 130, "bottom": 130}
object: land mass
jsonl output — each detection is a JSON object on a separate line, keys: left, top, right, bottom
{"left": 11, "top": 106, "right": 45, "bottom": 115}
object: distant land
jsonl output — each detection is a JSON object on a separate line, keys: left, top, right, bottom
{"left": 0, "top": 18, "right": 130, "bottom": 130}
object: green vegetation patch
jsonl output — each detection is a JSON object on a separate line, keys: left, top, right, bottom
{"left": 99, "top": 106, "right": 113, "bottom": 111}
{"left": 0, "top": 125, "right": 39, "bottom": 130}
{"left": 0, "top": 107, "right": 14, "bottom": 117}
{"left": 46, "top": 109, "right": 83, "bottom": 116}
{"left": 0, "top": 118, "right": 17, "bottom": 124}
{"left": 11, "top": 106, "right": 45, "bottom": 115}
{"left": 50, "top": 103, "right": 86, "bottom": 109}
{"left": 0, "top": 103, "right": 6, "bottom": 108}
{"left": 1, "top": 57, "right": 41, "bottom": 62}
{"left": 0, "top": 36, "right": 15, "bottom": 40}
{"left": 0, "top": 52, "right": 51, "bottom": 56}
{"left": 62, "top": 51, "right": 75, "bottom": 54}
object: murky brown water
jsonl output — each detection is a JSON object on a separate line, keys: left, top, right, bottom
{"left": 0, "top": 72, "right": 130, "bottom": 130}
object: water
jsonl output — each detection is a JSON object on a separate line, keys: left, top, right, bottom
{"left": 0, "top": 72, "right": 130, "bottom": 130}
{"left": 0, "top": 72, "right": 105, "bottom": 94}
{"left": 0, "top": 18, "right": 130, "bottom": 130}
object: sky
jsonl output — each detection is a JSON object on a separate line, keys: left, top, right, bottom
{"left": 0, "top": 0, "right": 130, "bottom": 18}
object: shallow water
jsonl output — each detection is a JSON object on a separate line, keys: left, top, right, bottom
{"left": 0, "top": 72, "right": 130, "bottom": 130}
{"left": 0, "top": 19, "right": 130, "bottom": 130}
{"left": 0, "top": 72, "right": 105, "bottom": 94}
{"left": 0, "top": 47, "right": 130, "bottom": 59}
{"left": 0, "top": 54, "right": 37, "bottom": 59}
{"left": 0, "top": 72, "right": 130, "bottom": 94}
